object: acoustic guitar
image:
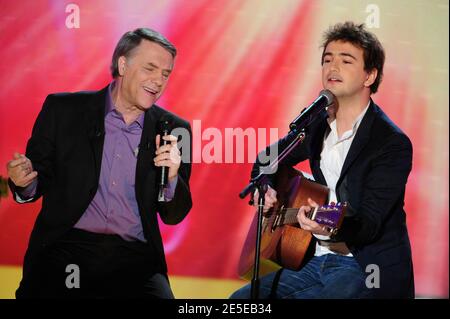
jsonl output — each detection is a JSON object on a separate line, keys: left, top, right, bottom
{"left": 238, "top": 165, "right": 347, "bottom": 280}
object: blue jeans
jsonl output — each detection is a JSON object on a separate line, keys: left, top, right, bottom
{"left": 230, "top": 254, "right": 374, "bottom": 299}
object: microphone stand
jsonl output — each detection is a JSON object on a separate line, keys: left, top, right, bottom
{"left": 249, "top": 181, "right": 266, "bottom": 300}
{"left": 239, "top": 127, "right": 308, "bottom": 299}
{"left": 239, "top": 90, "right": 334, "bottom": 299}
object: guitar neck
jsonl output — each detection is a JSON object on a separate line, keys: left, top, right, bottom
{"left": 277, "top": 204, "right": 346, "bottom": 229}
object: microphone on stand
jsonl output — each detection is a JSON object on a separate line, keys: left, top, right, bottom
{"left": 239, "top": 89, "right": 335, "bottom": 200}
{"left": 158, "top": 118, "right": 171, "bottom": 202}
{"left": 289, "top": 89, "right": 335, "bottom": 133}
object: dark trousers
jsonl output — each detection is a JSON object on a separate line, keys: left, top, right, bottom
{"left": 16, "top": 228, "right": 174, "bottom": 299}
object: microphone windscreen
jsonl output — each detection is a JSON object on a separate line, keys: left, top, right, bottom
{"left": 158, "top": 114, "right": 173, "bottom": 133}
{"left": 319, "top": 89, "right": 336, "bottom": 106}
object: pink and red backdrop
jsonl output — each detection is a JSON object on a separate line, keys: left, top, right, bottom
{"left": 0, "top": 0, "right": 448, "bottom": 297}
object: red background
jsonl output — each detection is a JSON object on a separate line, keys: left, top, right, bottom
{"left": 0, "top": 0, "right": 448, "bottom": 297}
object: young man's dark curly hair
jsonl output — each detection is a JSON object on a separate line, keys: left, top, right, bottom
{"left": 321, "top": 21, "right": 385, "bottom": 94}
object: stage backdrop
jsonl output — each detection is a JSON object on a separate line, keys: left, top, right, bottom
{"left": 0, "top": 0, "right": 448, "bottom": 298}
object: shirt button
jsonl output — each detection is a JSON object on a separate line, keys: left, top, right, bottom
{"left": 112, "top": 181, "right": 117, "bottom": 186}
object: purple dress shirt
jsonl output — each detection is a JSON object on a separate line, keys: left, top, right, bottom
{"left": 17, "top": 82, "right": 177, "bottom": 242}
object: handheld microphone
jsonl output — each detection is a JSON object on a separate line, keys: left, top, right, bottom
{"left": 289, "top": 89, "right": 335, "bottom": 132}
{"left": 158, "top": 117, "right": 171, "bottom": 202}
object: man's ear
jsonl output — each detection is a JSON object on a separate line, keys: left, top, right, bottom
{"left": 364, "top": 68, "right": 378, "bottom": 88}
{"left": 118, "top": 56, "right": 127, "bottom": 76}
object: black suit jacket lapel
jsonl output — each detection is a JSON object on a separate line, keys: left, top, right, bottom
{"left": 135, "top": 105, "right": 159, "bottom": 206}
{"left": 337, "top": 101, "right": 377, "bottom": 186}
{"left": 309, "top": 111, "right": 329, "bottom": 186}
{"left": 84, "top": 86, "right": 108, "bottom": 182}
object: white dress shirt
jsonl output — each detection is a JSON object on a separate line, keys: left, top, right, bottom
{"left": 313, "top": 102, "right": 370, "bottom": 257}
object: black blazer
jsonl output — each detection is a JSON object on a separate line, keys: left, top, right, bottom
{"left": 252, "top": 100, "right": 414, "bottom": 298}
{"left": 10, "top": 85, "right": 193, "bottom": 277}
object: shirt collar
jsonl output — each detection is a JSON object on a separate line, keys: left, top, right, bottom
{"left": 106, "top": 81, "right": 145, "bottom": 128}
{"left": 351, "top": 100, "right": 370, "bottom": 132}
{"left": 327, "top": 100, "right": 370, "bottom": 142}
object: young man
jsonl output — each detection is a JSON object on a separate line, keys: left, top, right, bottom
{"left": 232, "top": 22, "right": 414, "bottom": 299}
{"left": 6, "top": 28, "right": 192, "bottom": 298}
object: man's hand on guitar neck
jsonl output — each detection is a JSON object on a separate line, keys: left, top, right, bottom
{"left": 253, "top": 186, "right": 277, "bottom": 213}
{"left": 297, "top": 198, "right": 333, "bottom": 236}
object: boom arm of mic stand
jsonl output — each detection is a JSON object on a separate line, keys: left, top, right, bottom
{"left": 239, "top": 128, "right": 307, "bottom": 201}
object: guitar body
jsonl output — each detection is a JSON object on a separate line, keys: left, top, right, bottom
{"left": 238, "top": 165, "right": 329, "bottom": 280}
